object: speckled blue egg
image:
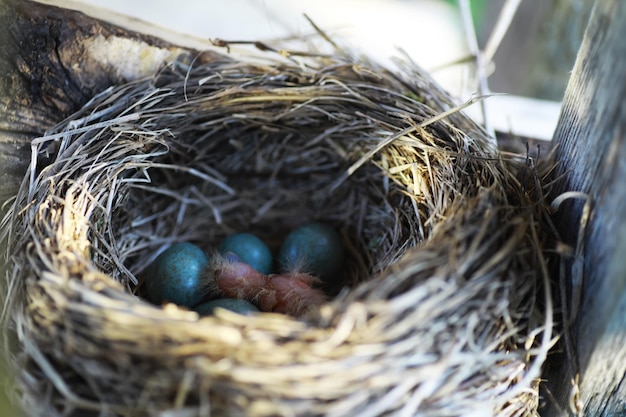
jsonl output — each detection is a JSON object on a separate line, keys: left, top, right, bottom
{"left": 218, "top": 233, "right": 272, "bottom": 274}
{"left": 278, "top": 222, "right": 343, "bottom": 281}
{"left": 145, "top": 242, "right": 209, "bottom": 308}
{"left": 194, "top": 298, "right": 259, "bottom": 316}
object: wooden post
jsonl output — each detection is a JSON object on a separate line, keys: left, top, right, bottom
{"left": 542, "top": 0, "right": 626, "bottom": 415}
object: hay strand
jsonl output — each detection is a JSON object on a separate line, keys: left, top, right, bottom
{"left": 1, "top": 44, "right": 555, "bottom": 417}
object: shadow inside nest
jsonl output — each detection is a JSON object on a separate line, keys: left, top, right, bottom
{"left": 81, "top": 58, "right": 494, "bottom": 300}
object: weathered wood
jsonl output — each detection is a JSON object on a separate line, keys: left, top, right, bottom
{"left": 0, "top": 0, "right": 201, "bottom": 209}
{"left": 542, "top": 0, "right": 626, "bottom": 415}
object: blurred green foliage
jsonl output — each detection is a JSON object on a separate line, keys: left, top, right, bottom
{"left": 0, "top": 362, "right": 19, "bottom": 416}
{"left": 443, "top": 0, "right": 489, "bottom": 32}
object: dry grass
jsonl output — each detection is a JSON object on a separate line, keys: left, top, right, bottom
{"left": 1, "top": 45, "right": 555, "bottom": 416}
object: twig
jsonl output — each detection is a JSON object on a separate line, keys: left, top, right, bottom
{"left": 483, "top": 0, "right": 523, "bottom": 64}
{"left": 458, "top": 0, "right": 494, "bottom": 138}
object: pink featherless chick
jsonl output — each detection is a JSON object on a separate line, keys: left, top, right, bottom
{"left": 204, "top": 252, "right": 329, "bottom": 317}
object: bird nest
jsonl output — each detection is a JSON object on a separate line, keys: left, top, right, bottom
{"left": 1, "top": 45, "right": 554, "bottom": 417}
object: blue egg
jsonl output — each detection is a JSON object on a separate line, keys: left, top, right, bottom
{"left": 278, "top": 222, "right": 343, "bottom": 281}
{"left": 145, "top": 242, "right": 209, "bottom": 308}
{"left": 218, "top": 233, "right": 273, "bottom": 274}
{"left": 194, "top": 298, "right": 259, "bottom": 316}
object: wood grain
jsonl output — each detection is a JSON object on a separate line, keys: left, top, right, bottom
{"left": 0, "top": 0, "right": 198, "bottom": 209}
{"left": 542, "top": 0, "right": 626, "bottom": 415}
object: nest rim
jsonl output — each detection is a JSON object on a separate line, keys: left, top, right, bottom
{"left": 1, "top": 46, "right": 554, "bottom": 417}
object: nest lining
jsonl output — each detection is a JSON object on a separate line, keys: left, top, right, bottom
{"left": 1, "top": 48, "right": 553, "bottom": 417}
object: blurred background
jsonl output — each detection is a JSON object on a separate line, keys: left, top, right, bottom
{"left": 69, "top": 0, "right": 592, "bottom": 101}
{"left": 75, "top": 0, "right": 472, "bottom": 95}
{"left": 53, "top": 0, "right": 594, "bottom": 140}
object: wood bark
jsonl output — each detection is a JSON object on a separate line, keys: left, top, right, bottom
{"left": 0, "top": 0, "right": 203, "bottom": 209}
{"left": 542, "top": 0, "right": 626, "bottom": 415}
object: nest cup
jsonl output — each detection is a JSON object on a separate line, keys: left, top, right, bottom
{"left": 1, "top": 47, "right": 554, "bottom": 417}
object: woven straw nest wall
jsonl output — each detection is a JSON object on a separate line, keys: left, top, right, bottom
{"left": 1, "top": 46, "right": 555, "bottom": 417}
